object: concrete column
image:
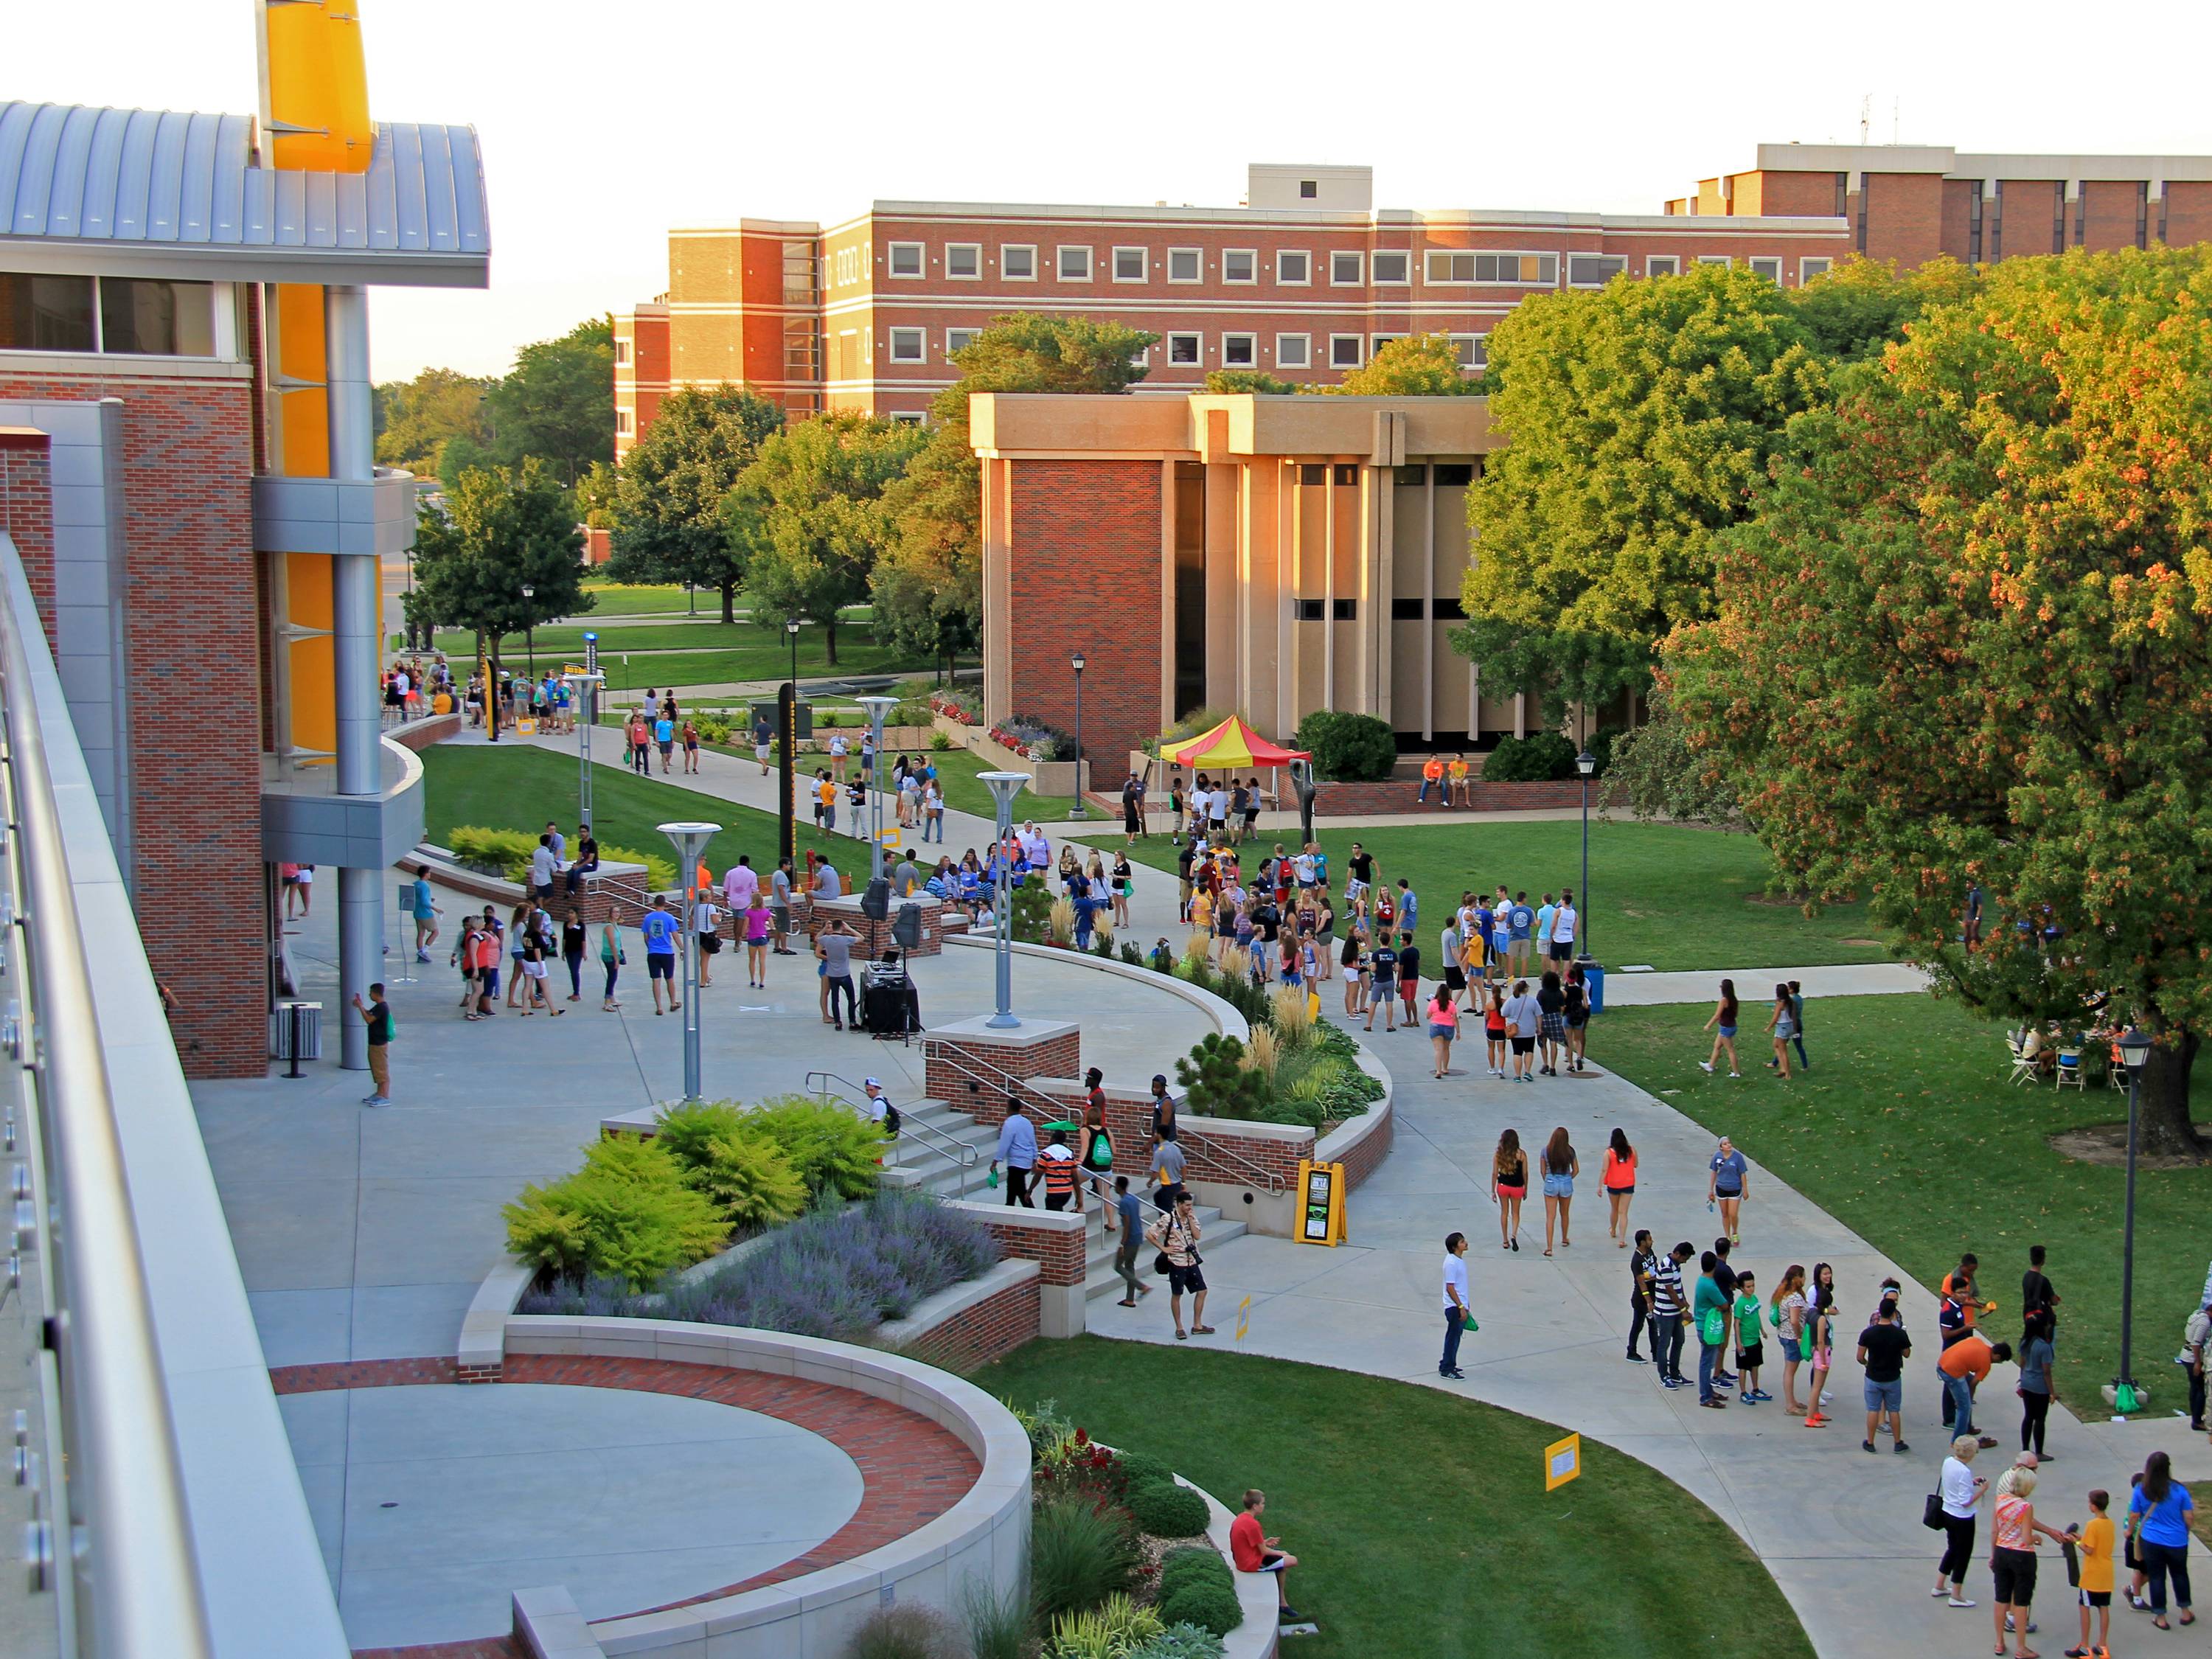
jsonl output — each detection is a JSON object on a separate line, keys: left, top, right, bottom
{"left": 1321, "top": 466, "right": 1336, "bottom": 709}
{"left": 327, "top": 284, "right": 380, "bottom": 1070}
{"left": 1423, "top": 468, "right": 1436, "bottom": 742}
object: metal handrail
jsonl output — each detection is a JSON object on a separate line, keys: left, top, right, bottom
{"left": 922, "top": 1043, "right": 1287, "bottom": 1197}
{"left": 0, "top": 586, "right": 214, "bottom": 1655}
{"left": 805, "top": 1069, "right": 982, "bottom": 1197}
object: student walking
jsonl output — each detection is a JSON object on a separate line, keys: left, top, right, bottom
{"left": 597, "top": 912, "right": 625, "bottom": 1010}
{"left": 1081, "top": 1079, "right": 1116, "bottom": 1230}
{"left": 1502, "top": 978, "right": 1540, "bottom": 1082}
{"left": 640, "top": 894, "right": 681, "bottom": 1014}
{"left": 1601, "top": 1128, "right": 1637, "bottom": 1245}
{"left": 990, "top": 1099, "right": 1038, "bottom": 1208}
{"left": 351, "top": 983, "right": 392, "bottom": 1105}
{"left": 409, "top": 864, "right": 442, "bottom": 961}
{"left": 1483, "top": 984, "right": 1509, "bottom": 1077}
{"left": 1627, "top": 1230, "right": 1658, "bottom": 1363}
{"left": 1147, "top": 1192, "right": 1212, "bottom": 1340}
{"left": 1489, "top": 1130, "right": 1526, "bottom": 1251}
{"left": 1110, "top": 1176, "right": 1150, "bottom": 1306}
{"left": 1540, "top": 1127, "right": 1576, "bottom": 1256}
{"left": 1765, "top": 981, "right": 1797, "bottom": 1079}
{"left": 2126, "top": 1450, "right": 2196, "bottom": 1630}
{"left": 1426, "top": 984, "right": 1460, "bottom": 1077}
{"left": 1700, "top": 979, "right": 1742, "bottom": 1077}
{"left": 1440, "top": 1232, "right": 1472, "bottom": 1380}
{"left": 1933, "top": 1435, "right": 1989, "bottom": 1607}
{"left": 560, "top": 906, "right": 588, "bottom": 1001}
{"left": 1706, "top": 1135, "right": 1749, "bottom": 1244}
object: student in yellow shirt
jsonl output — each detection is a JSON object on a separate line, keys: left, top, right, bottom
{"left": 2071, "top": 1488, "right": 2115, "bottom": 1658}
{"left": 1447, "top": 751, "right": 1472, "bottom": 807}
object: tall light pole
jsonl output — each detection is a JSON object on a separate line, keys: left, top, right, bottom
{"left": 2115, "top": 1025, "right": 2153, "bottom": 1408}
{"left": 779, "top": 617, "right": 802, "bottom": 866}
{"left": 1576, "top": 745, "right": 1597, "bottom": 959}
{"left": 981, "top": 771, "right": 1031, "bottom": 1028}
{"left": 521, "top": 582, "right": 536, "bottom": 681}
{"left": 659, "top": 820, "right": 721, "bottom": 1105}
{"left": 858, "top": 694, "right": 898, "bottom": 883}
{"left": 1068, "top": 650, "right": 1088, "bottom": 820}
{"left": 563, "top": 664, "right": 603, "bottom": 832}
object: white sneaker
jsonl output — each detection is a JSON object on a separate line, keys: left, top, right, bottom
{"left": 1820, "top": 1391, "right": 1833, "bottom": 1405}
{"left": 1946, "top": 1597, "right": 1975, "bottom": 1609}
{"left": 1698, "top": 1061, "right": 1714, "bottom": 1073}
{"left": 1728, "top": 1071, "right": 1742, "bottom": 1079}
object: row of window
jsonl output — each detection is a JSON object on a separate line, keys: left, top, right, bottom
{"left": 0, "top": 272, "right": 222, "bottom": 357}
{"left": 886, "top": 327, "right": 1489, "bottom": 372}
{"left": 1287, "top": 597, "right": 1472, "bottom": 621}
{"left": 877, "top": 242, "right": 1834, "bottom": 289}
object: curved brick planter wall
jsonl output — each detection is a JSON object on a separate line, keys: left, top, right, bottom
{"left": 941, "top": 932, "right": 1251, "bottom": 1040}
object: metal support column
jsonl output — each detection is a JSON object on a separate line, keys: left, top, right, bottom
{"left": 327, "top": 284, "right": 380, "bottom": 1071}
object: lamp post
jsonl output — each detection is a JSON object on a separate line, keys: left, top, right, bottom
{"left": 658, "top": 820, "right": 722, "bottom": 1105}
{"left": 787, "top": 615, "right": 801, "bottom": 686}
{"left": 563, "top": 667, "right": 603, "bottom": 832}
{"left": 779, "top": 618, "right": 803, "bottom": 866}
{"left": 858, "top": 694, "right": 899, "bottom": 883}
{"left": 521, "top": 583, "right": 536, "bottom": 681}
{"left": 2115, "top": 1025, "right": 2154, "bottom": 1408}
{"left": 1068, "top": 650, "right": 1088, "bottom": 819}
{"left": 980, "top": 771, "right": 1031, "bottom": 1028}
{"left": 1576, "top": 746, "right": 1597, "bottom": 958}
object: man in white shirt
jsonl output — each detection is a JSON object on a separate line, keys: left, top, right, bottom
{"left": 1207, "top": 783, "right": 1231, "bottom": 841}
{"left": 691, "top": 893, "right": 723, "bottom": 986}
{"left": 543, "top": 821, "right": 566, "bottom": 863}
{"left": 529, "top": 836, "right": 557, "bottom": 901}
{"left": 813, "top": 860, "right": 842, "bottom": 901}
{"left": 862, "top": 1077, "right": 901, "bottom": 1136}
{"left": 723, "top": 855, "right": 759, "bottom": 912}
{"left": 827, "top": 730, "right": 849, "bottom": 780}
{"left": 393, "top": 667, "right": 411, "bottom": 720}
{"left": 1441, "top": 1232, "right": 1471, "bottom": 1379}
{"left": 1551, "top": 890, "right": 1579, "bottom": 964}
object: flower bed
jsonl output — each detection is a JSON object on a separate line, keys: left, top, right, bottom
{"left": 990, "top": 712, "right": 1073, "bottom": 762}
{"left": 447, "top": 822, "right": 676, "bottom": 889}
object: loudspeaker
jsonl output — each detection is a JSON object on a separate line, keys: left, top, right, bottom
{"left": 860, "top": 876, "right": 891, "bottom": 920}
{"left": 891, "top": 900, "right": 922, "bottom": 949}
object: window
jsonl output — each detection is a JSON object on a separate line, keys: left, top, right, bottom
{"left": 1645, "top": 254, "right": 1681, "bottom": 277}
{"left": 1167, "top": 247, "right": 1202, "bottom": 282}
{"left": 615, "top": 409, "right": 633, "bottom": 436}
{"left": 1424, "top": 251, "right": 1557, "bottom": 285}
{"left": 1222, "top": 249, "right": 1256, "bottom": 283}
{"left": 1293, "top": 598, "right": 1325, "bottom": 621}
{"left": 1799, "top": 256, "right": 1832, "bottom": 284}
{"left": 1748, "top": 256, "right": 1782, "bottom": 284}
{"left": 946, "top": 327, "right": 982, "bottom": 355}
{"left": 101, "top": 277, "right": 216, "bottom": 355}
{"left": 1391, "top": 597, "right": 1425, "bottom": 620}
{"left": 1696, "top": 254, "right": 1731, "bottom": 268}
{"left": 1166, "top": 332, "right": 1203, "bottom": 365}
{"left": 1112, "top": 246, "right": 1147, "bottom": 282}
{"left": 1332, "top": 463, "right": 1356, "bottom": 485}
{"left": 1329, "top": 250, "right": 1363, "bottom": 285}
{"left": 783, "top": 239, "right": 819, "bottom": 305}
{"left": 945, "top": 243, "right": 981, "bottom": 279}
{"left": 1450, "top": 334, "right": 1487, "bottom": 370}
{"left": 1329, "top": 334, "right": 1363, "bottom": 368}
{"left": 1276, "top": 250, "right": 1311, "bottom": 285}
{"left": 1567, "top": 254, "right": 1627, "bottom": 287}
{"left": 1222, "top": 333, "right": 1256, "bottom": 366}
{"left": 887, "top": 241, "right": 924, "bottom": 278}
{"left": 613, "top": 338, "right": 631, "bottom": 366}
{"left": 1433, "top": 462, "right": 1475, "bottom": 486}
{"left": 888, "top": 327, "right": 925, "bottom": 363}
{"left": 1332, "top": 598, "right": 1357, "bottom": 620}
{"left": 1394, "top": 465, "right": 1428, "bottom": 485}
{"left": 1276, "top": 333, "right": 1311, "bottom": 369}
{"left": 1433, "top": 596, "right": 1467, "bottom": 619}
{"left": 1001, "top": 244, "right": 1037, "bottom": 280}
{"left": 1057, "top": 245, "right": 1093, "bottom": 281}
{"left": 888, "top": 411, "right": 925, "bottom": 426}
{"left": 1297, "top": 465, "right": 1328, "bottom": 485}
{"left": 1371, "top": 334, "right": 1404, "bottom": 355}
{"left": 1300, "top": 179, "right": 1318, "bottom": 201}
{"left": 1371, "top": 250, "right": 1410, "bottom": 285}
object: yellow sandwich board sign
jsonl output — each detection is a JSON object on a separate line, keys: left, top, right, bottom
{"left": 1294, "top": 1159, "right": 1346, "bottom": 1245}
{"left": 1545, "top": 1433, "right": 1582, "bottom": 1492}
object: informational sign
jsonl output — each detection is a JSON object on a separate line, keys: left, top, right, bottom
{"left": 1294, "top": 1159, "right": 1346, "bottom": 1246}
{"left": 582, "top": 630, "right": 599, "bottom": 675}
{"left": 1545, "top": 1433, "right": 1582, "bottom": 1492}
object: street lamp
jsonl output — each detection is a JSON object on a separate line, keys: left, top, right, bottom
{"left": 858, "top": 693, "right": 899, "bottom": 883}
{"left": 1068, "top": 650, "right": 1088, "bottom": 820}
{"left": 979, "top": 771, "right": 1031, "bottom": 1028}
{"left": 787, "top": 616, "right": 801, "bottom": 686}
{"left": 658, "top": 819, "right": 722, "bottom": 1105}
{"left": 778, "top": 617, "right": 804, "bottom": 867}
{"left": 521, "top": 582, "right": 536, "bottom": 681}
{"left": 2115, "top": 1024, "right": 2154, "bottom": 1409}
{"left": 563, "top": 668, "right": 603, "bottom": 832}
{"left": 1576, "top": 746, "right": 1597, "bottom": 959}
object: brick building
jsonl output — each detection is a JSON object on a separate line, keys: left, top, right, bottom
{"left": 0, "top": 7, "right": 487, "bottom": 1076}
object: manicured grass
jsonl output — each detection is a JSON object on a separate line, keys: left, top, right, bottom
{"left": 574, "top": 582, "right": 694, "bottom": 616}
{"left": 1125, "top": 819, "right": 1890, "bottom": 972}
{"left": 973, "top": 1338, "right": 1813, "bottom": 1659}
{"left": 430, "top": 614, "right": 906, "bottom": 667}
{"left": 1594, "top": 994, "right": 2212, "bottom": 1403}
{"left": 419, "top": 742, "right": 858, "bottom": 888}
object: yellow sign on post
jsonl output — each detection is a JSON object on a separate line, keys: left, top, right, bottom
{"left": 1545, "top": 1433, "right": 1582, "bottom": 1492}
{"left": 1293, "top": 1159, "right": 1346, "bottom": 1246}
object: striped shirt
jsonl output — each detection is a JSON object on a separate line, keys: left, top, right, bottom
{"left": 1651, "top": 1258, "right": 1687, "bottom": 1318}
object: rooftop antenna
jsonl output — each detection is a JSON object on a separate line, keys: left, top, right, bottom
{"left": 1860, "top": 94, "right": 1871, "bottom": 145}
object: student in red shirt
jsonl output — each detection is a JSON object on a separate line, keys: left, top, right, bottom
{"left": 1228, "top": 1488, "right": 1304, "bottom": 1627}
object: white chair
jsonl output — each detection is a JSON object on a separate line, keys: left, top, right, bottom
{"left": 2006, "top": 1032, "right": 2039, "bottom": 1088}
{"left": 2055, "top": 1048, "right": 2085, "bottom": 1091}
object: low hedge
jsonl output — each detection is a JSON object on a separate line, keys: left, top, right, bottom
{"left": 446, "top": 823, "right": 676, "bottom": 890}
{"left": 1154, "top": 1582, "right": 1242, "bottom": 1640}
{"left": 1155, "top": 1546, "right": 1233, "bottom": 1601}
{"left": 1126, "top": 1478, "right": 1211, "bottom": 1540}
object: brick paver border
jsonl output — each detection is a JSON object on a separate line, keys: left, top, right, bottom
{"left": 274, "top": 1353, "right": 983, "bottom": 1659}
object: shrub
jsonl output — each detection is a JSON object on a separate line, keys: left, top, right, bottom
{"left": 502, "top": 1135, "right": 731, "bottom": 1288}
{"left": 1012, "top": 880, "right": 1054, "bottom": 945}
{"left": 1292, "top": 709, "right": 1396, "bottom": 782}
{"left": 1118, "top": 941, "right": 1144, "bottom": 966}
{"left": 1154, "top": 1547, "right": 1231, "bottom": 1602}
{"left": 1048, "top": 1594, "right": 1164, "bottom": 1659}
{"left": 1270, "top": 985, "right": 1315, "bottom": 1049}
{"left": 654, "top": 1099, "right": 860, "bottom": 1219}
{"left": 1481, "top": 731, "right": 1578, "bottom": 782}
{"left": 601, "top": 842, "right": 680, "bottom": 889}
{"left": 890, "top": 698, "right": 935, "bottom": 727}
{"left": 652, "top": 1102, "right": 750, "bottom": 1167}
{"left": 1011, "top": 1397, "right": 1076, "bottom": 1463}
{"left": 740, "top": 1094, "right": 890, "bottom": 1200}
{"left": 960, "top": 1571, "right": 1031, "bottom": 1659}
{"left": 1113, "top": 1451, "right": 1173, "bottom": 1491}
{"left": 447, "top": 824, "right": 537, "bottom": 872}
{"left": 1125, "top": 1480, "right": 1210, "bottom": 1540}
{"left": 1128, "top": 1626, "right": 1226, "bottom": 1659}
{"left": 930, "top": 729, "right": 955, "bottom": 752}
{"left": 1048, "top": 897, "right": 1077, "bottom": 945}
{"left": 1152, "top": 1582, "right": 1242, "bottom": 1640}
{"left": 846, "top": 1603, "right": 960, "bottom": 1659}
{"left": 1174, "top": 1034, "right": 1270, "bottom": 1120}
{"left": 687, "top": 1133, "right": 808, "bottom": 1229}
{"left": 1031, "top": 1495, "right": 1140, "bottom": 1627}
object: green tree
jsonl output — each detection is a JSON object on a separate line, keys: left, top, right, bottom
{"left": 1454, "top": 265, "right": 1828, "bottom": 716}
{"left": 1788, "top": 254, "right": 1980, "bottom": 364}
{"left": 1205, "top": 369, "right": 1301, "bottom": 395}
{"left": 605, "top": 384, "right": 784, "bottom": 622}
{"left": 1666, "top": 246, "right": 2212, "bottom": 1157}
{"left": 573, "top": 459, "right": 619, "bottom": 529}
{"left": 372, "top": 366, "right": 492, "bottom": 481}
{"left": 1324, "top": 333, "right": 1484, "bottom": 396}
{"left": 483, "top": 315, "right": 616, "bottom": 486}
{"left": 729, "top": 411, "right": 927, "bottom": 664}
{"left": 409, "top": 458, "right": 590, "bottom": 675}
{"left": 872, "top": 316, "right": 1158, "bottom": 671}
{"left": 1601, "top": 686, "right": 1741, "bottom": 827}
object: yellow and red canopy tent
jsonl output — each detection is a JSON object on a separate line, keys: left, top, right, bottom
{"left": 1153, "top": 717, "right": 1310, "bottom": 822}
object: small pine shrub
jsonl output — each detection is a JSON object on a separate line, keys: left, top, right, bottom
{"left": 929, "top": 729, "right": 955, "bottom": 752}
{"left": 1153, "top": 1582, "right": 1242, "bottom": 1640}
{"left": 502, "top": 1135, "right": 731, "bottom": 1288}
{"left": 1030, "top": 1494, "right": 1140, "bottom": 1627}
{"left": 1125, "top": 1480, "right": 1210, "bottom": 1540}
{"left": 1119, "top": 941, "right": 1144, "bottom": 966}
{"left": 846, "top": 1602, "right": 959, "bottom": 1659}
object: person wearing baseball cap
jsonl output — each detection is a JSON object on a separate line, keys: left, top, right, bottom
{"left": 862, "top": 1077, "right": 900, "bottom": 1136}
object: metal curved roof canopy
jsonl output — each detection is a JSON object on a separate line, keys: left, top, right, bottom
{"left": 0, "top": 102, "right": 490, "bottom": 288}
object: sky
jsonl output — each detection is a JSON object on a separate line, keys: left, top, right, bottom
{"left": 11, "top": 0, "right": 2212, "bottom": 383}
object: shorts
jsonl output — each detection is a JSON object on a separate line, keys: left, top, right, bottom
{"left": 480, "top": 969, "right": 500, "bottom": 996}
{"left": 1510, "top": 1036, "right": 1534, "bottom": 1054}
{"left": 1371, "top": 976, "right": 1395, "bottom": 997}
{"left": 522, "top": 960, "right": 548, "bottom": 980}
{"left": 1863, "top": 1377, "right": 1902, "bottom": 1412}
{"left": 1257, "top": 1552, "right": 1287, "bottom": 1573}
{"left": 1604, "top": 1183, "right": 1635, "bottom": 1196}
{"left": 1540, "top": 1012, "right": 1566, "bottom": 1040}
{"left": 1166, "top": 1262, "right": 1206, "bottom": 1296}
{"left": 647, "top": 954, "right": 676, "bottom": 979}
{"left": 2079, "top": 1590, "right": 2111, "bottom": 1609}
{"left": 1991, "top": 1547, "right": 2037, "bottom": 1607}
{"left": 1549, "top": 940, "right": 1573, "bottom": 961}
{"left": 1811, "top": 1346, "right": 1832, "bottom": 1371}
{"left": 1775, "top": 1020, "right": 1797, "bottom": 1040}
{"left": 1717, "top": 1024, "right": 1737, "bottom": 1039}
{"left": 658, "top": 741, "right": 673, "bottom": 757}
{"left": 1736, "top": 1343, "right": 1764, "bottom": 1371}
{"left": 1714, "top": 1188, "right": 1743, "bottom": 1205}
{"left": 1428, "top": 1023, "right": 1455, "bottom": 1038}
{"left": 1543, "top": 1173, "right": 1573, "bottom": 1198}
{"left": 755, "top": 743, "right": 771, "bottom": 761}
{"left": 1495, "top": 1183, "right": 1525, "bottom": 1200}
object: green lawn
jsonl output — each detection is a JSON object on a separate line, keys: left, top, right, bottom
{"left": 419, "top": 742, "right": 860, "bottom": 886}
{"left": 573, "top": 581, "right": 695, "bottom": 616}
{"left": 1594, "top": 994, "right": 2212, "bottom": 1404}
{"left": 1128, "top": 819, "right": 1890, "bottom": 973}
{"left": 431, "top": 613, "right": 893, "bottom": 661}
{"left": 973, "top": 1339, "right": 1813, "bottom": 1659}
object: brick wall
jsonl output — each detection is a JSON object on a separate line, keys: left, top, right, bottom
{"left": 1005, "top": 459, "right": 1161, "bottom": 765}
{"left": 2080, "top": 180, "right": 2144, "bottom": 251}
{"left": 0, "top": 434, "right": 53, "bottom": 621}
{"left": 0, "top": 376, "right": 263, "bottom": 1077}
{"left": 896, "top": 1273, "right": 1043, "bottom": 1372}
{"left": 2164, "top": 182, "right": 2212, "bottom": 248}
{"left": 973, "top": 1209, "right": 1088, "bottom": 1287}
{"left": 1858, "top": 173, "right": 1947, "bottom": 268}
{"left": 1334, "top": 1103, "right": 1395, "bottom": 1189}
{"left": 924, "top": 1027, "right": 1084, "bottom": 1119}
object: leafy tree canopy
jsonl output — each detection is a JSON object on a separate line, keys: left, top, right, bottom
{"left": 373, "top": 366, "right": 492, "bottom": 482}
{"left": 1666, "top": 246, "right": 2212, "bottom": 1155}
{"left": 1790, "top": 253, "right": 1980, "bottom": 363}
{"left": 481, "top": 315, "right": 615, "bottom": 486}
{"left": 605, "top": 384, "right": 784, "bottom": 621}
{"left": 1323, "top": 333, "right": 1484, "bottom": 396}
{"left": 408, "top": 457, "right": 590, "bottom": 655}
{"left": 1205, "top": 369, "right": 1301, "bottom": 395}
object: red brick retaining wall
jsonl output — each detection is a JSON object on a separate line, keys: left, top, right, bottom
{"left": 975, "top": 1211, "right": 1088, "bottom": 1287}
{"left": 895, "top": 1271, "right": 1043, "bottom": 1372}
{"left": 925, "top": 1027, "right": 1085, "bottom": 1116}
{"left": 1335, "top": 1103, "right": 1395, "bottom": 1188}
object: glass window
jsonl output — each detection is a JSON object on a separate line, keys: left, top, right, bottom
{"left": 0, "top": 274, "right": 96, "bottom": 352}
{"left": 1223, "top": 249, "right": 1256, "bottom": 283}
{"left": 1113, "top": 246, "right": 1147, "bottom": 282}
{"left": 1330, "top": 250, "right": 1363, "bottom": 285}
{"left": 1433, "top": 596, "right": 1467, "bottom": 619}
{"left": 1293, "top": 598, "right": 1325, "bottom": 621}
{"left": 1332, "top": 598, "right": 1357, "bottom": 620}
{"left": 1167, "top": 333, "right": 1202, "bottom": 365}
{"left": 1057, "top": 246, "right": 1093, "bottom": 281}
{"left": 1450, "top": 335, "right": 1487, "bottom": 369}
{"left": 1222, "top": 333, "right": 1256, "bottom": 366}
{"left": 946, "top": 327, "right": 981, "bottom": 355}
{"left": 1472, "top": 252, "right": 1557, "bottom": 284}
{"left": 1391, "top": 597, "right": 1425, "bottom": 619}
{"left": 1799, "top": 257, "right": 1833, "bottom": 283}
{"left": 1426, "top": 249, "right": 1475, "bottom": 283}
{"left": 946, "top": 243, "right": 981, "bottom": 279}
{"left": 1167, "top": 248, "right": 1202, "bottom": 282}
{"left": 1646, "top": 254, "right": 1681, "bottom": 276}
{"left": 614, "top": 338, "right": 630, "bottom": 365}
{"left": 888, "top": 327, "right": 925, "bottom": 363}
{"left": 1433, "top": 463, "right": 1475, "bottom": 487}
{"left": 615, "top": 409, "right": 632, "bottom": 435}
{"left": 1001, "top": 244, "right": 1037, "bottom": 280}
{"left": 1276, "top": 250, "right": 1311, "bottom": 285}
{"left": 1371, "top": 250, "right": 1410, "bottom": 284}
{"left": 1567, "top": 254, "right": 1627, "bottom": 287}
{"left": 889, "top": 411, "right": 925, "bottom": 426}
{"left": 1329, "top": 335, "right": 1363, "bottom": 367}
{"left": 1276, "top": 333, "right": 1310, "bottom": 369}
{"left": 1749, "top": 257, "right": 1782, "bottom": 283}
{"left": 887, "top": 242, "right": 924, "bottom": 278}
{"left": 98, "top": 278, "right": 215, "bottom": 356}
{"left": 1300, "top": 180, "right": 1318, "bottom": 200}
{"left": 1697, "top": 254, "right": 1732, "bottom": 268}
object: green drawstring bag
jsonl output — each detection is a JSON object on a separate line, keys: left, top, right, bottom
{"left": 2113, "top": 1380, "right": 2140, "bottom": 1414}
